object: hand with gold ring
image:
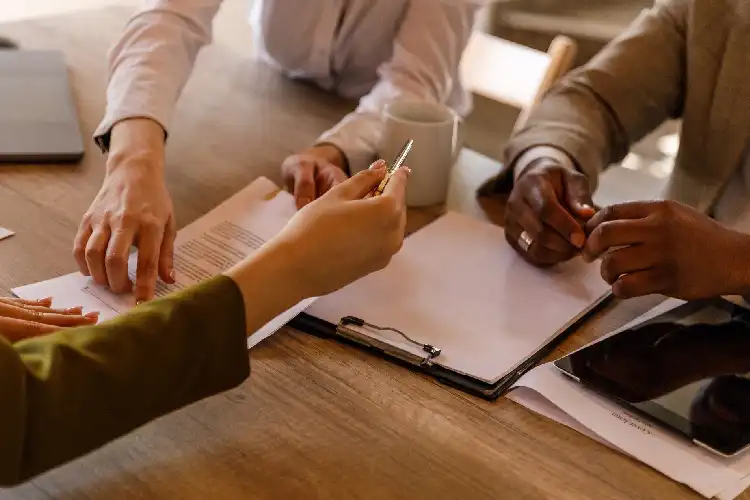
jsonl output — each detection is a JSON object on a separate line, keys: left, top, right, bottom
{"left": 505, "top": 157, "right": 595, "bottom": 267}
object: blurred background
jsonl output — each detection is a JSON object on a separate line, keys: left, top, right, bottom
{"left": 3, "top": 0, "right": 677, "bottom": 207}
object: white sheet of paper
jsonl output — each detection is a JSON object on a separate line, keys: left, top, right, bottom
{"left": 13, "top": 177, "right": 312, "bottom": 348}
{"left": 0, "top": 227, "right": 15, "bottom": 241}
{"left": 308, "top": 211, "right": 610, "bottom": 384}
{"left": 509, "top": 300, "right": 750, "bottom": 499}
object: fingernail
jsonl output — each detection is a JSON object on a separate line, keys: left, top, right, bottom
{"left": 84, "top": 311, "right": 100, "bottom": 319}
{"left": 65, "top": 306, "right": 84, "bottom": 314}
{"left": 136, "top": 300, "right": 145, "bottom": 306}
{"left": 369, "top": 160, "right": 386, "bottom": 170}
{"left": 38, "top": 297, "right": 53, "bottom": 304}
{"left": 404, "top": 166, "right": 412, "bottom": 175}
{"left": 169, "top": 269, "right": 176, "bottom": 282}
{"left": 571, "top": 233, "right": 585, "bottom": 248}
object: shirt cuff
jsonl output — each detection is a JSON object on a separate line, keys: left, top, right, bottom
{"left": 316, "top": 130, "right": 376, "bottom": 175}
{"left": 93, "top": 112, "right": 169, "bottom": 154}
{"left": 513, "top": 146, "right": 578, "bottom": 182}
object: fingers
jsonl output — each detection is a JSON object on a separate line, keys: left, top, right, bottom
{"left": 134, "top": 223, "right": 162, "bottom": 303}
{"left": 329, "top": 160, "right": 387, "bottom": 200}
{"left": 381, "top": 166, "right": 409, "bottom": 206}
{"left": 316, "top": 164, "right": 349, "bottom": 197}
{"left": 0, "top": 316, "right": 60, "bottom": 342}
{"left": 524, "top": 178, "right": 586, "bottom": 249}
{"left": 583, "top": 219, "right": 651, "bottom": 262}
{"left": 293, "top": 160, "right": 317, "bottom": 209}
{"left": 85, "top": 226, "right": 112, "bottom": 286}
{"left": 586, "top": 202, "right": 656, "bottom": 232}
{"left": 611, "top": 269, "right": 670, "bottom": 299}
{"left": 0, "top": 301, "right": 98, "bottom": 328}
{"left": 159, "top": 215, "right": 177, "bottom": 284}
{"left": 562, "top": 169, "right": 596, "bottom": 220}
{"left": 0, "top": 298, "right": 84, "bottom": 315}
{"left": 105, "top": 225, "right": 136, "bottom": 293}
{"left": 509, "top": 198, "right": 576, "bottom": 254}
{"left": 504, "top": 218, "right": 576, "bottom": 267}
{"left": 2, "top": 297, "right": 53, "bottom": 307}
{"left": 73, "top": 221, "right": 93, "bottom": 276}
{"left": 599, "top": 244, "right": 660, "bottom": 285}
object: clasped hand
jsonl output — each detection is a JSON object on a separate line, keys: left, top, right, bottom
{"left": 506, "top": 160, "right": 749, "bottom": 300}
{"left": 583, "top": 200, "right": 747, "bottom": 300}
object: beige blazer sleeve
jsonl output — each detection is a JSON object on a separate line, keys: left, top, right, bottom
{"left": 493, "top": 0, "right": 689, "bottom": 194}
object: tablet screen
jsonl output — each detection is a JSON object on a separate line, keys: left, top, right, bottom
{"left": 555, "top": 299, "right": 750, "bottom": 456}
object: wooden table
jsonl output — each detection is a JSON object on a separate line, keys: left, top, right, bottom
{"left": 0, "top": 6, "right": 726, "bottom": 500}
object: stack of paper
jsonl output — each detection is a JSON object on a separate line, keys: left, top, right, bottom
{"left": 13, "top": 177, "right": 314, "bottom": 348}
{"left": 510, "top": 300, "right": 750, "bottom": 499}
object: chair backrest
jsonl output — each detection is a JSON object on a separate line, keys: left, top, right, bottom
{"left": 459, "top": 31, "right": 577, "bottom": 131}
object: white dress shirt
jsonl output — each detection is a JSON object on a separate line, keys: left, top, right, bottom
{"left": 95, "top": 0, "right": 479, "bottom": 173}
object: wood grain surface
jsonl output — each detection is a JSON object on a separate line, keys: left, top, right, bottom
{"left": 0, "top": 6, "right": 730, "bottom": 500}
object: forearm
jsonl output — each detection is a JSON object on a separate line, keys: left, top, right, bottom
{"left": 95, "top": 0, "right": 222, "bottom": 151}
{"left": 0, "top": 241, "right": 315, "bottom": 485}
{"left": 224, "top": 239, "right": 308, "bottom": 331}
{"left": 505, "top": 0, "right": 687, "bottom": 191}
{"left": 319, "top": 1, "right": 476, "bottom": 173}
{"left": 0, "top": 275, "right": 249, "bottom": 485}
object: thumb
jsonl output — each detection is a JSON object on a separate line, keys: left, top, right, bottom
{"left": 562, "top": 170, "right": 595, "bottom": 220}
{"left": 329, "top": 160, "right": 386, "bottom": 201}
{"left": 293, "top": 161, "right": 317, "bottom": 209}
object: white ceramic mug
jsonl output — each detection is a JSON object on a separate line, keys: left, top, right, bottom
{"left": 379, "top": 101, "right": 463, "bottom": 207}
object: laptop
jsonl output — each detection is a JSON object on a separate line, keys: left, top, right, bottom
{"left": 0, "top": 50, "right": 84, "bottom": 163}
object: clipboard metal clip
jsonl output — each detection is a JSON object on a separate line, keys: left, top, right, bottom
{"left": 338, "top": 316, "right": 442, "bottom": 367}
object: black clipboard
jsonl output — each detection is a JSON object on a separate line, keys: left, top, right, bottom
{"left": 289, "top": 291, "right": 612, "bottom": 401}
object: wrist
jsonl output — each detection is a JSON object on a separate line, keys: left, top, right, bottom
{"left": 311, "top": 143, "right": 348, "bottom": 173}
{"left": 516, "top": 157, "right": 558, "bottom": 181}
{"left": 107, "top": 118, "right": 166, "bottom": 175}
{"left": 107, "top": 118, "right": 164, "bottom": 172}
{"left": 225, "top": 241, "right": 309, "bottom": 326}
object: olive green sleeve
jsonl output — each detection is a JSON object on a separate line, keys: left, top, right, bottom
{"left": 0, "top": 275, "right": 248, "bottom": 486}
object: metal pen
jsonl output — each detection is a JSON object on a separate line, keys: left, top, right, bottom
{"left": 375, "top": 139, "right": 413, "bottom": 196}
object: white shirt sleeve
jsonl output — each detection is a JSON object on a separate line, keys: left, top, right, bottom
{"left": 513, "top": 146, "right": 578, "bottom": 181}
{"left": 94, "top": 0, "right": 223, "bottom": 151}
{"left": 317, "top": 1, "right": 478, "bottom": 173}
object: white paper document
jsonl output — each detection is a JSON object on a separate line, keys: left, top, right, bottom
{"left": 308, "top": 211, "right": 611, "bottom": 384}
{"left": 13, "top": 177, "right": 314, "bottom": 348}
{"left": 510, "top": 300, "right": 750, "bottom": 499}
{"left": 0, "top": 227, "right": 15, "bottom": 241}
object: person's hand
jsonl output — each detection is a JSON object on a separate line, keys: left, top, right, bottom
{"left": 505, "top": 159, "right": 596, "bottom": 267}
{"left": 583, "top": 200, "right": 750, "bottom": 300}
{"left": 74, "top": 119, "right": 176, "bottom": 304}
{"left": 0, "top": 297, "right": 99, "bottom": 342}
{"left": 281, "top": 144, "right": 349, "bottom": 210}
{"left": 270, "top": 160, "right": 408, "bottom": 297}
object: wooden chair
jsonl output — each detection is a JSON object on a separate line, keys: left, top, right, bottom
{"left": 459, "top": 31, "right": 578, "bottom": 132}
{"left": 447, "top": 32, "right": 577, "bottom": 220}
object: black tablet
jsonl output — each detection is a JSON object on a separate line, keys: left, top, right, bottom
{"left": 554, "top": 298, "right": 750, "bottom": 457}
